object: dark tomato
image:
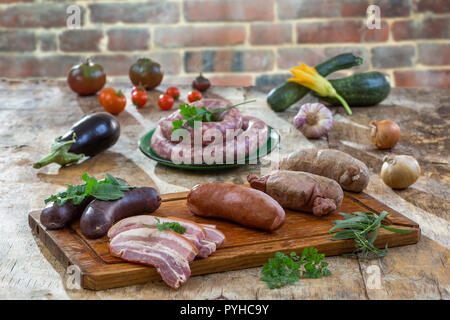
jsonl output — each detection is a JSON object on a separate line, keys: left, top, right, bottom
{"left": 98, "top": 88, "right": 127, "bottom": 115}
{"left": 192, "top": 73, "right": 211, "bottom": 92}
{"left": 158, "top": 94, "right": 174, "bottom": 111}
{"left": 129, "top": 58, "right": 164, "bottom": 90}
{"left": 187, "top": 90, "right": 202, "bottom": 103}
{"left": 166, "top": 86, "right": 180, "bottom": 100}
{"left": 131, "top": 86, "right": 148, "bottom": 108}
{"left": 67, "top": 59, "right": 106, "bottom": 96}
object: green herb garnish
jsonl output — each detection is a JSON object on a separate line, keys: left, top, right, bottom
{"left": 260, "top": 247, "right": 331, "bottom": 289}
{"left": 171, "top": 99, "right": 256, "bottom": 133}
{"left": 44, "top": 173, "right": 134, "bottom": 206}
{"left": 152, "top": 217, "right": 186, "bottom": 234}
{"left": 329, "top": 211, "right": 412, "bottom": 259}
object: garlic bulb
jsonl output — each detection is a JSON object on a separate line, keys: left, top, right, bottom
{"left": 293, "top": 103, "right": 333, "bottom": 139}
{"left": 370, "top": 120, "right": 401, "bottom": 149}
{"left": 380, "top": 155, "right": 420, "bottom": 189}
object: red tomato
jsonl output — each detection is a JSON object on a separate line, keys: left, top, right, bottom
{"left": 158, "top": 94, "right": 174, "bottom": 110}
{"left": 98, "top": 88, "right": 126, "bottom": 115}
{"left": 166, "top": 86, "right": 180, "bottom": 100}
{"left": 187, "top": 90, "right": 202, "bottom": 103}
{"left": 131, "top": 85, "right": 148, "bottom": 108}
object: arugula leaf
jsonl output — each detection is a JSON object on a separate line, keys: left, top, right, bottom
{"left": 44, "top": 173, "right": 135, "bottom": 206}
{"left": 152, "top": 217, "right": 186, "bottom": 234}
{"left": 260, "top": 248, "right": 331, "bottom": 289}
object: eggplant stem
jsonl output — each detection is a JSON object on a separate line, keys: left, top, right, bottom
{"left": 334, "top": 93, "right": 352, "bottom": 115}
{"left": 33, "top": 134, "right": 85, "bottom": 169}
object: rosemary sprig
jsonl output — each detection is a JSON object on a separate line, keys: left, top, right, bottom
{"left": 329, "top": 211, "right": 412, "bottom": 259}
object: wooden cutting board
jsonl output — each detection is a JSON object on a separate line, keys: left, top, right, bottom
{"left": 28, "top": 190, "right": 420, "bottom": 290}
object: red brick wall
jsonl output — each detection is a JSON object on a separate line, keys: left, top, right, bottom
{"left": 0, "top": 0, "right": 449, "bottom": 88}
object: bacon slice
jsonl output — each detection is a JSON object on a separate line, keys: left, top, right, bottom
{"left": 109, "top": 227, "right": 197, "bottom": 289}
{"left": 108, "top": 215, "right": 219, "bottom": 258}
{"left": 199, "top": 224, "right": 226, "bottom": 247}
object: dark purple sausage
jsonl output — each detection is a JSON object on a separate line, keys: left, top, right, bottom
{"left": 40, "top": 196, "right": 94, "bottom": 229}
{"left": 80, "top": 187, "right": 161, "bottom": 239}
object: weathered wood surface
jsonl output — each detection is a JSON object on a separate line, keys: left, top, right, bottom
{"left": 0, "top": 80, "right": 448, "bottom": 299}
{"left": 28, "top": 190, "right": 420, "bottom": 291}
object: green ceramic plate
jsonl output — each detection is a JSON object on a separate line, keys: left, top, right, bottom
{"left": 139, "top": 126, "right": 280, "bottom": 170}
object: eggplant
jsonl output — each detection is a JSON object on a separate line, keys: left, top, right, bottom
{"left": 33, "top": 112, "right": 120, "bottom": 169}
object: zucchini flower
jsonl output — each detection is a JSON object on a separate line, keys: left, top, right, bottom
{"left": 288, "top": 63, "right": 352, "bottom": 115}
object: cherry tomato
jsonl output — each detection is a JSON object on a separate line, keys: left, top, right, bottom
{"left": 158, "top": 94, "right": 174, "bottom": 111}
{"left": 131, "top": 85, "right": 148, "bottom": 108}
{"left": 187, "top": 90, "right": 202, "bottom": 103}
{"left": 98, "top": 88, "right": 126, "bottom": 115}
{"left": 166, "top": 86, "right": 180, "bottom": 100}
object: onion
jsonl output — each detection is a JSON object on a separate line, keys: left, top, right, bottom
{"left": 370, "top": 120, "right": 401, "bottom": 149}
{"left": 293, "top": 103, "right": 333, "bottom": 139}
{"left": 380, "top": 155, "right": 420, "bottom": 189}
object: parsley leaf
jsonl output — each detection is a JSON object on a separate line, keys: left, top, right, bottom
{"left": 261, "top": 248, "right": 331, "bottom": 289}
{"left": 171, "top": 99, "right": 256, "bottom": 133}
{"left": 44, "top": 173, "right": 135, "bottom": 206}
{"left": 152, "top": 217, "right": 186, "bottom": 234}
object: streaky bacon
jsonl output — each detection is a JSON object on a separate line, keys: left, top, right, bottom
{"left": 108, "top": 215, "right": 220, "bottom": 258}
{"left": 199, "top": 224, "right": 226, "bottom": 247}
{"left": 109, "top": 227, "right": 197, "bottom": 289}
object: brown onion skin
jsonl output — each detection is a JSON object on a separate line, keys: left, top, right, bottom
{"left": 370, "top": 120, "right": 401, "bottom": 149}
{"left": 129, "top": 58, "right": 164, "bottom": 90}
{"left": 67, "top": 59, "right": 106, "bottom": 96}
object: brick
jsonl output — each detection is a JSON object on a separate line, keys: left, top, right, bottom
{"left": 372, "top": 0, "right": 410, "bottom": 17}
{"left": 89, "top": 2, "right": 179, "bottom": 24}
{"left": 38, "top": 32, "right": 57, "bottom": 52}
{"left": 371, "top": 46, "right": 415, "bottom": 69}
{"left": 297, "top": 20, "right": 363, "bottom": 43}
{"left": 59, "top": 30, "right": 103, "bottom": 52}
{"left": 278, "top": 0, "right": 368, "bottom": 19}
{"left": 418, "top": 44, "right": 450, "bottom": 66}
{"left": 92, "top": 52, "right": 181, "bottom": 76}
{"left": 38, "top": 55, "right": 82, "bottom": 78}
{"left": 394, "top": 70, "right": 450, "bottom": 88}
{"left": 255, "top": 74, "right": 290, "bottom": 87}
{"left": 107, "top": 28, "right": 150, "bottom": 51}
{"left": 0, "top": 55, "right": 39, "bottom": 78}
{"left": 209, "top": 75, "right": 254, "bottom": 87}
{"left": 415, "top": 0, "right": 450, "bottom": 13}
{"left": 250, "top": 23, "right": 292, "bottom": 45}
{"left": 392, "top": 18, "right": 450, "bottom": 41}
{"left": 361, "top": 20, "right": 389, "bottom": 42}
{"left": 0, "top": 31, "right": 36, "bottom": 52}
{"left": 154, "top": 25, "right": 245, "bottom": 48}
{"left": 184, "top": 50, "right": 274, "bottom": 73}
{"left": 184, "top": 0, "right": 273, "bottom": 22}
{"left": 277, "top": 47, "right": 369, "bottom": 71}
{"left": 0, "top": 4, "right": 83, "bottom": 28}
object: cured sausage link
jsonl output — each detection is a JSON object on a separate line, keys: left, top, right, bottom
{"left": 187, "top": 183, "right": 285, "bottom": 231}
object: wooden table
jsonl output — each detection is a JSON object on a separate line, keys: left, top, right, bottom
{"left": 0, "top": 80, "right": 448, "bottom": 300}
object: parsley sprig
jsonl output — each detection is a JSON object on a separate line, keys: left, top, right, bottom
{"left": 261, "top": 248, "right": 331, "bottom": 289}
{"left": 171, "top": 99, "right": 256, "bottom": 133}
{"left": 44, "top": 173, "right": 135, "bottom": 206}
{"left": 149, "top": 217, "right": 186, "bottom": 234}
{"left": 329, "top": 211, "right": 412, "bottom": 259}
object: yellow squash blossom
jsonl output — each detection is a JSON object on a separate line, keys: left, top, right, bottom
{"left": 288, "top": 63, "right": 352, "bottom": 115}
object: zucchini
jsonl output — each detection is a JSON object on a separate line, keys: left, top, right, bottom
{"left": 267, "top": 53, "right": 363, "bottom": 112}
{"left": 314, "top": 71, "right": 390, "bottom": 106}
